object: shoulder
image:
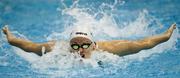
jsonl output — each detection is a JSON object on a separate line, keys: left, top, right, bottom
{"left": 96, "top": 40, "right": 129, "bottom": 45}
{"left": 96, "top": 41, "right": 111, "bottom": 51}
{"left": 55, "top": 40, "right": 69, "bottom": 44}
{"left": 96, "top": 40, "right": 132, "bottom": 51}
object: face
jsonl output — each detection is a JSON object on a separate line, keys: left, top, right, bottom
{"left": 70, "top": 37, "right": 95, "bottom": 58}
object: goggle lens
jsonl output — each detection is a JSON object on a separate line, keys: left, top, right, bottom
{"left": 72, "top": 45, "right": 79, "bottom": 50}
{"left": 82, "top": 44, "right": 90, "bottom": 49}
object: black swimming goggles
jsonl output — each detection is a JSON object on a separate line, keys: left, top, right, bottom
{"left": 71, "top": 42, "right": 92, "bottom": 50}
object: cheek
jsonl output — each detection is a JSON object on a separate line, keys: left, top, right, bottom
{"left": 86, "top": 47, "right": 94, "bottom": 52}
{"left": 70, "top": 49, "right": 78, "bottom": 53}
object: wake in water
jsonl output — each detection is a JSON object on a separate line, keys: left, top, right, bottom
{"left": 1, "top": 0, "right": 179, "bottom": 77}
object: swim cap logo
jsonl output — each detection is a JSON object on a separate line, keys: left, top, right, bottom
{"left": 76, "top": 32, "right": 87, "bottom": 35}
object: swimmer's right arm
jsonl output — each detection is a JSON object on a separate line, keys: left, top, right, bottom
{"left": 2, "top": 26, "right": 56, "bottom": 56}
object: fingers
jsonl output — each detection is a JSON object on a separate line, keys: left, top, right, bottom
{"left": 3, "top": 25, "right": 8, "bottom": 29}
{"left": 172, "top": 23, "right": 176, "bottom": 29}
{"left": 168, "top": 23, "right": 176, "bottom": 31}
{"left": 2, "top": 25, "right": 9, "bottom": 35}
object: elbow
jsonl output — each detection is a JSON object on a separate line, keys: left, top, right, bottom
{"left": 22, "top": 44, "right": 43, "bottom": 56}
{"left": 8, "top": 39, "right": 17, "bottom": 46}
{"left": 142, "top": 41, "right": 155, "bottom": 49}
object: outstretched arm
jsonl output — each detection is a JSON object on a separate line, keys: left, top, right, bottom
{"left": 2, "top": 26, "right": 56, "bottom": 56}
{"left": 97, "top": 23, "right": 176, "bottom": 56}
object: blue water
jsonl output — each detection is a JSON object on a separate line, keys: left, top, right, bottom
{"left": 0, "top": 0, "right": 180, "bottom": 78}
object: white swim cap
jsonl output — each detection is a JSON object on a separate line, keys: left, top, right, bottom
{"left": 70, "top": 27, "right": 93, "bottom": 42}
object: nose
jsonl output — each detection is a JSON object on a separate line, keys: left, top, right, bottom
{"left": 79, "top": 48, "right": 83, "bottom": 52}
{"left": 79, "top": 48, "right": 85, "bottom": 58}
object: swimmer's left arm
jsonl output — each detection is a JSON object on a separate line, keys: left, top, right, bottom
{"left": 97, "top": 40, "right": 141, "bottom": 56}
{"left": 97, "top": 23, "right": 176, "bottom": 56}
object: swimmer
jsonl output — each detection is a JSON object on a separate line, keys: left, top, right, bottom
{"left": 2, "top": 23, "right": 176, "bottom": 58}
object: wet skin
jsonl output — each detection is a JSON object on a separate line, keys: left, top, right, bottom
{"left": 70, "top": 37, "right": 96, "bottom": 58}
{"left": 2, "top": 23, "right": 176, "bottom": 58}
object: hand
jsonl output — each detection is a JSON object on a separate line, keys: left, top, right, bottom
{"left": 2, "top": 25, "right": 9, "bottom": 35}
{"left": 170, "top": 23, "right": 176, "bottom": 30}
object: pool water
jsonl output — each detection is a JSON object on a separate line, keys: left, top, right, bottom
{"left": 0, "top": 0, "right": 180, "bottom": 78}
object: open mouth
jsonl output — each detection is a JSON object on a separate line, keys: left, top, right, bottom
{"left": 80, "top": 53, "right": 85, "bottom": 58}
